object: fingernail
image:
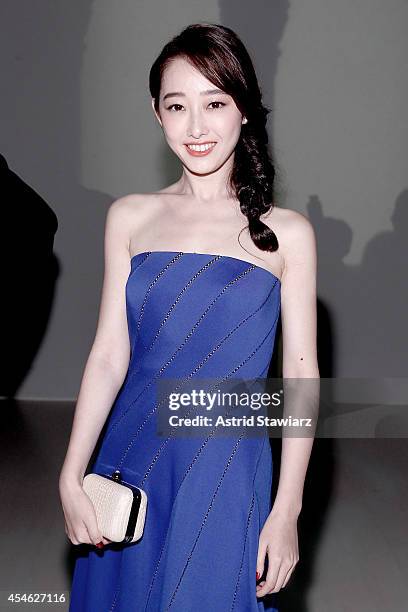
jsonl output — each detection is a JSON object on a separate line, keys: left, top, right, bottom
{"left": 95, "top": 541, "right": 104, "bottom": 548}
{"left": 256, "top": 571, "right": 260, "bottom": 581}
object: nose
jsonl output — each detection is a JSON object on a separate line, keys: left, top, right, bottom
{"left": 187, "top": 109, "right": 209, "bottom": 139}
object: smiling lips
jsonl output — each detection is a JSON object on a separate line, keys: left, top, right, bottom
{"left": 185, "top": 142, "right": 217, "bottom": 156}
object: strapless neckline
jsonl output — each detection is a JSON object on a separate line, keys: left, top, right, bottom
{"left": 130, "top": 250, "right": 281, "bottom": 284}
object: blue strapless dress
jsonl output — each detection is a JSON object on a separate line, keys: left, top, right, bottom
{"left": 69, "top": 251, "right": 281, "bottom": 612}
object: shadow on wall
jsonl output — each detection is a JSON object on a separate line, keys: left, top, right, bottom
{"left": 0, "top": 1, "right": 114, "bottom": 403}
{"left": 275, "top": 189, "right": 408, "bottom": 610}
{"left": 0, "top": 0, "right": 114, "bottom": 589}
{"left": 309, "top": 190, "right": 408, "bottom": 378}
{"left": 0, "top": 154, "right": 59, "bottom": 398}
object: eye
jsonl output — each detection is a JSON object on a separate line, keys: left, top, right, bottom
{"left": 166, "top": 104, "right": 184, "bottom": 111}
{"left": 208, "top": 101, "right": 226, "bottom": 109}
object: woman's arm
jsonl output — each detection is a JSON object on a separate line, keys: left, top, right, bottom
{"left": 271, "top": 211, "right": 320, "bottom": 517}
{"left": 256, "top": 211, "right": 320, "bottom": 597}
{"left": 59, "top": 197, "right": 134, "bottom": 489}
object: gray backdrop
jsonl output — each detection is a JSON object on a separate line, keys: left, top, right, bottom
{"left": 1, "top": 0, "right": 407, "bottom": 400}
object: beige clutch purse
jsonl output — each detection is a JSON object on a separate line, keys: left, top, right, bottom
{"left": 82, "top": 470, "right": 147, "bottom": 543}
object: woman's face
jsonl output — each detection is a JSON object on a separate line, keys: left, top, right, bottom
{"left": 152, "top": 57, "right": 245, "bottom": 174}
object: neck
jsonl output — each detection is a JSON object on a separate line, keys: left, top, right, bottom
{"left": 177, "top": 153, "right": 235, "bottom": 204}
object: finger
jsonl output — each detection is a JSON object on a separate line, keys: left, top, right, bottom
{"left": 256, "top": 580, "right": 266, "bottom": 593}
{"left": 68, "top": 531, "right": 80, "bottom": 545}
{"left": 267, "top": 563, "right": 291, "bottom": 594}
{"left": 83, "top": 499, "right": 109, "bottom": 546}
{"left": 74, "top": 526, "right": 93, "bottom": 545}
{"left": 256, "top": 557, "right": 281, "bottom": 598}
{"left": 64, "top": 521, "right": 79, "bottom": 545}
{"left": 84, "top": 515, "right": 104, "bottom": 546}
{"left": 94, "top": 537, "right": 111, "bottom": 547}
{"left": 256, "top": 540, "right": 267, "bottom": 583}
{"left": 281, "top": 559, "right": 298, "bottom": 588}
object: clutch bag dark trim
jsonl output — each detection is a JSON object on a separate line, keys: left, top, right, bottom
{"left": 98, "top": 470, "right": 144, "bottom": 543}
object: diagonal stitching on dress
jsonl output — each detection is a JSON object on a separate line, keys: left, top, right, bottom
{"left": 144, "top": 256, "right": 223, "bottom": 352}
{"left": 126, "top": 251, "right": 221, "bottom": 387}
{"left": 136, "top": 252, "right": 184, "bottom": 334}
{"left": 230, "top": 492, "right": 256, "bottom": 611}
{"left": 230, "top": 431, "right": 269, "bottom": 611}
{"left": 104, "top": 264, "right": 264, "bottom": 445}
{"left": 142, "top": 330, "right": 278, "bottom": 609}
{"left": 116, "top": 280, "right": 279, "bottom": 472}
{"left": 164, "top": 430, "right": 247, "bottom": 610}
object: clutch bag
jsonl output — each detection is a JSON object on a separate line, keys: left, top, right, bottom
{"left": 82, "top": 470, "right": 147, "bottom": 543}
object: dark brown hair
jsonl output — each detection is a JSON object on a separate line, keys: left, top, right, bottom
{"left": 149, "top": 23, "right": 279, "bottom": 253}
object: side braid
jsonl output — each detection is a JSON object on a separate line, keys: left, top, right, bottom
{"left": 232, "top": 108, "right": 279, "bottom": 252}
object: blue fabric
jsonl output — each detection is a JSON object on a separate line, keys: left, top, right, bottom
{"left": 69, "top": 251, "right": 281, "bottom": 611}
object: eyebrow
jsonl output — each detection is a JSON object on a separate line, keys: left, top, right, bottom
{"left": 162, "top": 88, "right": 226, "bottom": 101}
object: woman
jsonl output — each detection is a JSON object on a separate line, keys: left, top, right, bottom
{"left": 60, "top": 23, "right": 319, "bottom": 611}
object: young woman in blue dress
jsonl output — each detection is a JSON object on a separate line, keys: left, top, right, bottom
{"left": 60, "top": 23, "right": 319, "bottom": 610}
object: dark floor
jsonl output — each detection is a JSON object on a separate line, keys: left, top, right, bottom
{"left": 0, "top": 398, "right": 407, "bottom": 611}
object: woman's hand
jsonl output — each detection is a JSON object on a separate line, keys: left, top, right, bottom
{"left": 59, "top": 475, "right": 112, "bottom": 548}
{"left": 256, "top": 508, "right": 299, "bottom": 598}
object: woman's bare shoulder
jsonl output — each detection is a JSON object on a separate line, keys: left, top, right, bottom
{"left": 107, "top": 192, "right": 172, "bottom": 253}
{"left": 109, "top": 191, "right": 163, "bottom": 211}
{"left": 263, "top": 205, "right": 315, "bottom": 247}
{"left": 262, "top": 205, "right": 317, "bottom": 277}
{"left": 108, "top": 192, "right": 167, "bottom": 223}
